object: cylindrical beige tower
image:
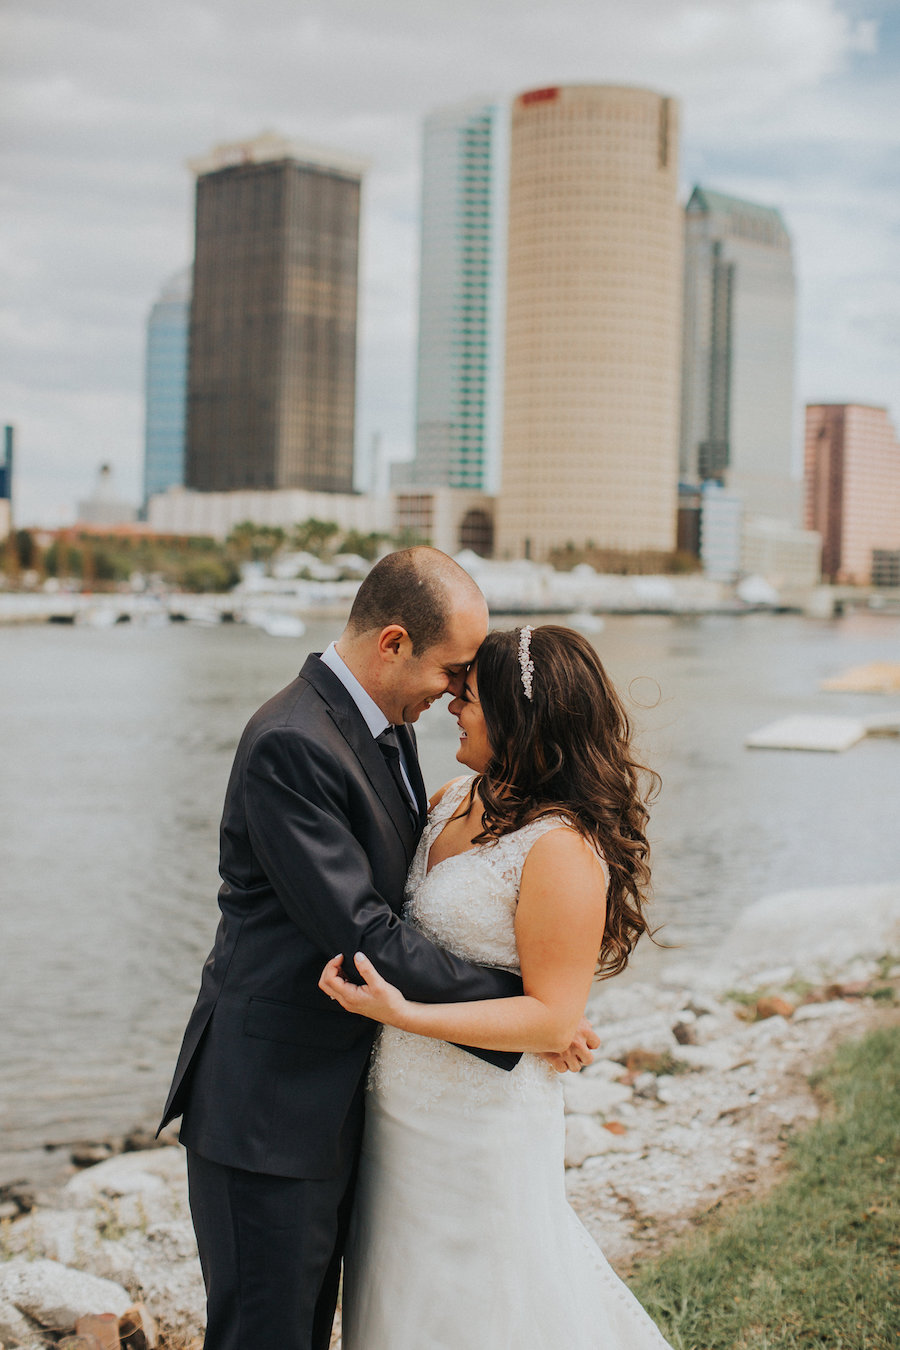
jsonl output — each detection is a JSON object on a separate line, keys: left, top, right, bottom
{"left": 498, "top": 85, "right": 682, "bottom": 560}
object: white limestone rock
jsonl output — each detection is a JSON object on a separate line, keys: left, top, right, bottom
{"left": 0, "top": 1257, "right": 131, "bottom": 1332}
{"left": 684, "top": 1011, "right": 727, "bottom": 1045}
{"left": 580, "top": 1057, "right": 629, "bottom": 1081}
{"left": 565, "top": 1115, "right": 622, "bottom": 1167}
{"left": 732, "top": 1014, "right": 793, "bottom": 1048}
{"left": 715, "top": 883, "right": 900, "bottom": 978}
{"left": 586, "top": 1013, "right": 678, "bottom": 1061}
{"left": 64, "top": 1146, "right": 188, "bottom": 1206}
{"left": 0, "top": 1295, "right": 40, "bottom": 1345}
{"left": 0, "top": 1208, "right": 101, "bottom": 1267}
{"left": 792, "top": 1000, "right": 858, "bottom": 1023}
{"left": 654, "top": 1075, "right": 679, "bottom": 1105}
{"left": 563, "top": 1075, "right": 632, "bottom": 1116}
{"left": 672, "top": 1040, "right": 748, "bottom": 1073}
{"left": 116, "top": 1221, "right": 205, "bottom": 1330}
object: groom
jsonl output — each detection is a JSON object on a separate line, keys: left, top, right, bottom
{"left": 160, "top": 547, "right": 596, "bottom": 1350}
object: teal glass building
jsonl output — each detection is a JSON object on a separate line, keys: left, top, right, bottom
{"left": 397, "top": 99, "right": 507, "bottom": 493}
{"left": 143, "top": 268, "right": 191, "bottom": 504}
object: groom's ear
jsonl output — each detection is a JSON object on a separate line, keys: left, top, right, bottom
{"left": 376, "top": 625, "right": 413, "bottom": 662}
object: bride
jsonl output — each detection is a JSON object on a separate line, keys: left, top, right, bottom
{"left": 320, "top": 624, "right": 671, "bottom": 1349}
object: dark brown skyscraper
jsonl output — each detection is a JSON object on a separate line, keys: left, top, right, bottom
{"left": 186, "top": 133, "right": 365, "bottom": 493}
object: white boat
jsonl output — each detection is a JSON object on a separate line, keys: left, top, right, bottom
{"left": 244, "top": 610, "right": 307, "bottom": 639}
{"left": 565, "top": 611, "right": 606, "bottom": 634}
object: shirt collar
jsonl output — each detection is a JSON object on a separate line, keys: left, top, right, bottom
{"left": 320, "top": 642, "right": 390, "bottom": 740}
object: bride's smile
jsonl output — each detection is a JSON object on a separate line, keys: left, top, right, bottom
{"left": 447, "top": 665, "right": 492, "bottom": 772}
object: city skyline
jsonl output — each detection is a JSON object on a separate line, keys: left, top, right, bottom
{"left": 2, "top": 0, "right": 898, "bottom": 526}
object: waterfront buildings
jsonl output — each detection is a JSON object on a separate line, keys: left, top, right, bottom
{"left": 143, "top": 269, "right": 191, "bottom": 504}
{"left": 393, "top": 489, "right": 496, "bottom": 556}
{"left": 804, "top": 403, "right": 900, "bottom": 584}
{"left": 146, "top": 484, "right": 493, "bottom": 559}
{"left": 148, "top": 485, "right": 390, "bottom": 542}
{"left": 740, "top": 516, "right": 821, "bottom": 591}
{"left": 497, "top": 84, "right": 682, "bottom": 562}
{"left": 680, "top": 187, "right": 798, "bottom": 522}
{"left": 186, "top": 132, "right": 365, "bottom": 495}
{"left": 397, "top": 99, "right": 507, "bottom": 494}
{"left": 699, "top": 482, "right": 743, "bottom": 582}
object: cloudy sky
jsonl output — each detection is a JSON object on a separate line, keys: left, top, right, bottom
{"left": 2, "top": 0, "right": 898, "bottom": 525}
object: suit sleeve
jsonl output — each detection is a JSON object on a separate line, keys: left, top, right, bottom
{"left": 243, "top": 725, "right": 523, "bottom": 1068}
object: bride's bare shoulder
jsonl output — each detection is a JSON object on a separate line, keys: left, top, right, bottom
{"left": 428, "top": 775, "right": 475, "bottom": 812}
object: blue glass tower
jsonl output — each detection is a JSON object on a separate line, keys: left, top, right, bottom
{"left": 0, "top": 425, "right": 12, "bottom": 501}
{"left": 143, "top": 268, "right": 191, "bottom": 504}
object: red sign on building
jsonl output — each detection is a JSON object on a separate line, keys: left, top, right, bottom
{"left": 520, "top": 87, "right": 560, "bottom": 106}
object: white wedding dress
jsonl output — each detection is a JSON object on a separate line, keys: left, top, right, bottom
{"left": 341, "top": 776, "right": 671, "bottom": 1350}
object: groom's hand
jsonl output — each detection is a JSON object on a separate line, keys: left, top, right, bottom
{"left": 540, "top": 1016, "right": 600, "bottom": 1073}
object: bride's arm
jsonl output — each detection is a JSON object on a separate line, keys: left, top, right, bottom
{"left": 319, "top": 828, "right": 606, "bottom": 1054}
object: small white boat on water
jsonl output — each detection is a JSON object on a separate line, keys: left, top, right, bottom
{"left": 243, "top": 610, "right": 307, "bottom": 639}
{"left": 565, "top": 611, "right": 606, "bottom": 634}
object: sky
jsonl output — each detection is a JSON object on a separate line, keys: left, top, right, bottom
{"left": 2, "top": 0, "right": 899, "bottom": 527}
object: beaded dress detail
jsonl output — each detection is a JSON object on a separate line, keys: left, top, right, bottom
{"left": 342, "top": 776, "right": 672, "bottom": 1350}
{"left": 368, "top": 775, "right": 569, "bottom": 1111}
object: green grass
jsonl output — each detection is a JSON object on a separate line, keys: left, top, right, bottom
{"left": 630, "top": 1025, "right": 900, "bottom": 1350}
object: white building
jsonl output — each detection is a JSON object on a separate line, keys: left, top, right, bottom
{"left": 681, "top": 187, "right": 800, "bottom": 524}
{"left": 700, "top": 482, "right": 743, "bottom": 582}
{"left": 392, "top": 489, "right": 495, "bottom": 558}
{"left": 147, "top": 486, "right": 391, "bottom": 541}
{"left": 77, "top": 464, "right": 137, "bottom": 526}
{"left": 741, "top": 516, "right": 821, "bottom": 590}
{"left": 395, "top": 99, "right": 507, "bottom": 495}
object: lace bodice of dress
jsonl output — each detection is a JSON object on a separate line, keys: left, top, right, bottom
{"left": 368, "top": 777, "right": 598, "bottom": 1110}
{"left": 403, "top": 775, "right": 574, "bottom": 971}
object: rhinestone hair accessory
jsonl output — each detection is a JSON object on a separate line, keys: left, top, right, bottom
{"left": 518, "top": 625, "right": 535, "bottom": 701}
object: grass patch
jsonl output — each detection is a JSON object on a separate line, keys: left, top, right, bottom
{"left": 630, "top": 1025, "right": 900, "bottom": 1349}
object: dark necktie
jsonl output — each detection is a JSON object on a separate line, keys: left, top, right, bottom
{"left": 376, "top": 726, "right": 419, "bottom": 827}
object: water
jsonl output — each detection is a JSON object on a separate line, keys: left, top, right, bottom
{"left": 1, "top": 612, "right": 898, "bottom": 1184}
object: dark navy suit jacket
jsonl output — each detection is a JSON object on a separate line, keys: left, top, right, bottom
{"left": 160, "top": 653, "right": 521, "bottom": 1179}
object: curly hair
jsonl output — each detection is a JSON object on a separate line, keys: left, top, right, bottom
{"left": 464, "top": 625, "right": 659, "bottom": 979}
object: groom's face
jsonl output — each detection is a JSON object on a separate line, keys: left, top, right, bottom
{"left": 389, "top": 599, "right": 488, "bottom": 725}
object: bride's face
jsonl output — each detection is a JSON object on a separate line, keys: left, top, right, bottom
{"left": 447, "top": 664, "right": 493, "bottom": 773}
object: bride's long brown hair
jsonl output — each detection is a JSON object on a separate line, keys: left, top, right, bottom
{"left": 466, "top": 625, "right": 659, "bottom": 979}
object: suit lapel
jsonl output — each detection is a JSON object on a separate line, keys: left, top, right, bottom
{"left": 300, "top": 655, "right": 419, "bottom": 857}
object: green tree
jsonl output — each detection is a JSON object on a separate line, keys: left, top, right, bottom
{"left": 181, "top": 557, "right": 241, "bottom": 592}
{"left": 289, "top": 518, "right": 341, "bottom": 556}
{"left": 14, "top": 529, "right": 37, "bottom": 569}
{"left": 338, "top": 529, "right": 388, "bottom": 562}
{"left": 226, "top": 521, "right": 286, "bottom": 562}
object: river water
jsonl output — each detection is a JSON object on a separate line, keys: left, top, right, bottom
{"left": 1, "top": 611, "right": 899, "bottom": 1184}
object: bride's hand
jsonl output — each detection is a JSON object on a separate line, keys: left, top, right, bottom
{"left": 319, "top": 952, "right": 409, "bottom": 1026}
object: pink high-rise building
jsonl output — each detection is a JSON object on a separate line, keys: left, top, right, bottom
{"left": 804, "top": 403, "right": 900, "bottom": 584}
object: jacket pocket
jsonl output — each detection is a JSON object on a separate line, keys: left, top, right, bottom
{"left": 243, "top": 994, "right": 368, "bottom": 1050}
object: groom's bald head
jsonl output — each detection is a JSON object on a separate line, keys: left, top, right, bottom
{"left": 344, "top": 547, "right": 485, "bottom": 657}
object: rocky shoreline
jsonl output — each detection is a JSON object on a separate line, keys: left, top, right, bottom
{"left": 1, "top": 882, "right": 898, "bottom": 1349}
